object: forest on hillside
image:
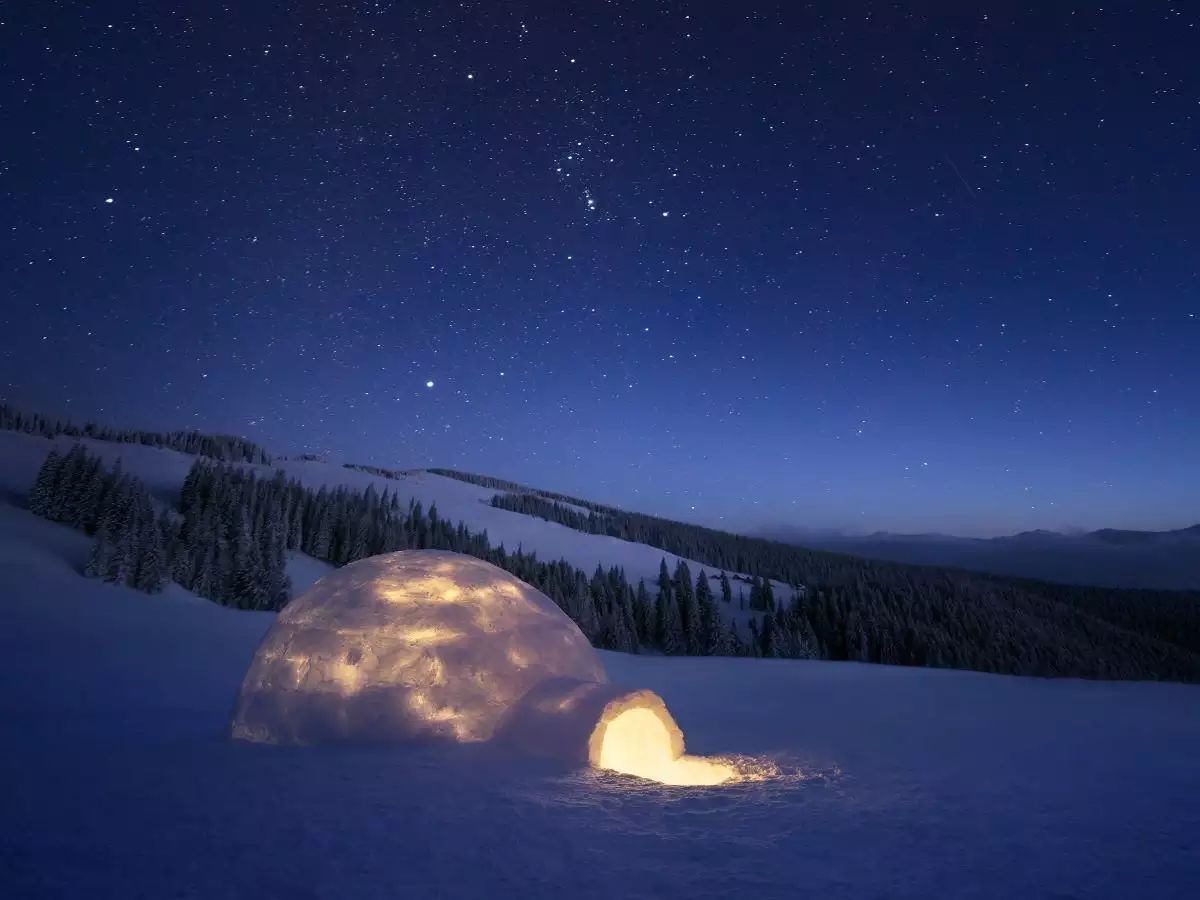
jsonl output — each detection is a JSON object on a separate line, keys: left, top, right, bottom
{"left": 24, "top": 444, "right": 1200, "bottom": 682}
{"left": 474, "top": 476, "right": 1200, "bottom": 681}
{"left": 0, "top": 403, "right": 271, "bottom": 464}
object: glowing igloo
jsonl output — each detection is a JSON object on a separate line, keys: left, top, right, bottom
{"left": 232, "top": 550, "right": 736, "bottom": 785}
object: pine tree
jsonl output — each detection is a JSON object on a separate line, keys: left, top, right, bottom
{"left": 133, "top": 495, "right": 166, "bottom": 593}
{"left": 109, "top": 479, "right": 138, "bottom": 586}
{"left": 46, "top": 444, "right": 87, "bottom": 521}
{"left": 661, "top": 593, "right": 685, "bottom": 655}
{"left": 760, "top": 612, "right": 778, "bottom": 658}
{"left": 657, "top": 561, "right": 676, "bottom": 652}
{"left": 576, "top": 584, "right": 600, "bottom": 643}
{"left": 619, "top": 584, "right": 640, "bottom": 652}
{"left": 762, "top": 578, "right": 776, "bottom": 613}
{"left": 64, "top": 455, "right": 102, "bottom": 529}
{"left": 727, "top": 620, "right": 742, "bottom": 656}
{"left": 27, "top": 449, "right": 63, "bottom": 517}
{"left": 673, "top": 560, "right": 700, "bottom": 653}
{"left": 310, "top": 498, "right": 333, "bottom": 560}
{"left": 79, "top": 458, "right": 114, "bottom": 534}
{"left": 697, "top": 571, "right": 721, "bottom": 655}
{"left": 85, "top": 520, "right": 114, "bottom": 581}
{"left": 634, "top": 580, "right": 653, "bottom": 646}
{"left": 719, "top": 571, "right": 732, "bottom": 605}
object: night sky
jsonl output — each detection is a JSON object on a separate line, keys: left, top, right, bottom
{"left": 2, "top": 2, "right": 1197, "bottom": 537}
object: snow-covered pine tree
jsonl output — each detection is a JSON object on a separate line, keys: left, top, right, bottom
{"left": 661, "top": 592, "right": 685, "bottom": 655}
{"left": 133, "top": 494, "right": 166, "bottom": 593}
{"left": 726, "top": 620, "right": 742, "bottom": 656}
{"left": 64, "top": 454, "right": 103, "bottom": 530}
{"left": 228, "top": 508, "right": 263, "bottom": 609}
{"left": 760, "top": 612, "right": 778, "bottom": 658}
{"left": 84, "top": 519, "right": 115, "bottom": 581}
{"left": 576, "top": 583, "right": 600, "bottom": 643}
{"left": 762, "top": 578, "right": 776, "bottom": 613}
{"left": 79, "top": 456, "right": 115, "bottom": 534}
{"left": 697, "top": 571, "right": 721, "bottom": 656}
{"left": 674, "top": 560, "right": 700, "bottom": 654}
{"left": 634, "top": 579, "right": 653, "bottom": 646}
{"left": 108, "top": 477, "right": 138, "bottom": 586}
{"left": 619, "top": 583, "right": 640, "bottom": 653}
{"left": 45, "top": 444, "right": 87, "bottom": 522}
{"left": 27, "top": 449, "right": 63, "bottom": 517}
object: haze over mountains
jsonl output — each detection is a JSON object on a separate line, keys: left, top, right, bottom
{"left": 766, "top": 525, "right": 1200, "bottom": 590}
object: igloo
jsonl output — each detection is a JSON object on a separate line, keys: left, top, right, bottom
{"left": 231, "top": 550, "right": 736, "bottom": 785}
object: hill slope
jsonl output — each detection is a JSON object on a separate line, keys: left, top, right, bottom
{"left": 778, "top": 526, "right": 1200, "bottom": 590}
{"left": 6, "top": 425, "right": 1200, "bottom": 680}
{"left": 1, "top": 485, "right": 1197, "bottom": 899}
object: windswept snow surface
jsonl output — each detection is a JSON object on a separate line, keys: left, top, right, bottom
{"left": 1, "top": 497, "right": 1199, "bottom": 897}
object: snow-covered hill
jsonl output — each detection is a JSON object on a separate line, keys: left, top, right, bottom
{"left": 0, "top": 429, "right": 795, "bottom": 623}
{"left": 779, "top": 524, "right": 1200, "bottom": 590}
{"left": 1, "top": 465, "right": 1198, "bottom": 897}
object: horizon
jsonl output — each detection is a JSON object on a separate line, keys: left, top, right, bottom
{"left": 3, "top": 4, "right": 1197, "bottom": 539}
{"left": 3, "top": 394, "right": 1196, "bottom": 542}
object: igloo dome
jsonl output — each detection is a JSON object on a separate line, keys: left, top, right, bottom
{"left": 232, "top": 550, "right": 738, "bottom": 785}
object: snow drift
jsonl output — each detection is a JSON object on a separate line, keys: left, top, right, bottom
{"left": 231, "top": 550, "right": 736, "bottom": 784}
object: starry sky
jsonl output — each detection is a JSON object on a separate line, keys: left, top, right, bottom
{"left": 2, "top": 2, "right": 1197, "bottom": 537}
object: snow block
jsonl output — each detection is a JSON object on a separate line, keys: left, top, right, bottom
{"left": 232, "top": 550, "right": 737, "bottom": 785}
{"left": 495, "top": 677, "right": 686, "bottom": 767}
{"left": 231, "top": 550, "right": 607, "bottom": 745}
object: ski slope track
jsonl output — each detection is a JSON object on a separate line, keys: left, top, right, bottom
{"left": 1, "top": 430, "right": 1198, "bottom": 898}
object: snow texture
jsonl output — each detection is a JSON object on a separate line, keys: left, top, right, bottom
{"left": 2, "top": 431, "right": 1199, "bottom": 897}
{"left": 232, "top": 550, "right": 607, "bottom": 745}
{"left": 231, "top": 549, "right": 733, "bottom": 785}
{"left": 0, "top": 428, "right": 794, "bottom": 631}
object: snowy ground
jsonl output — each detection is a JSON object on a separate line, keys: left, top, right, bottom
{"left": 1, "top": 480, "right": 1198, "bottom": 897}
{"left": 0, "top": 429, "right": 795, "bottom": 628}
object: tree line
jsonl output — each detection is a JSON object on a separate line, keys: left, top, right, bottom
{"left": 430, "top": 467, "right": 620, "bottom": 515}
{"left": 1, "top": 402, "right": 271, "bottom": 464}
{"left": 28, "top": 444, "right": 172, "bottom": 592}
{"left": 26, "top": 447, "right": 804, "bottom": 658}
{"left": 25, "top": 447, "right": 1200, "bottom": 680}
{"left": 489, "top": 489, "right": 1200, "bottom": 681}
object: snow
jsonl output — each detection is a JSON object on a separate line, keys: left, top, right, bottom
{"left": 233, "top": 550, "right": 606, "bottom": 745}
{"left": 0, "top": 430, "right": 794, "bottom": 626}
{"left": 285, "top": 550, "right": 335, "bottom": 595}
{"left": 0, "top": 429, "right": 203, "bottom": 509}
{"left": 277, "top": 460, "right": 799, "bottom": 616}
{"left": 2, "top": 429, "right": 1199, "bottom": 896}
{"left": 235, "top": 549, "right": 740, "bottom": 785}
{"left": 1, "top": 493, "right": 1198, "bottom": 897}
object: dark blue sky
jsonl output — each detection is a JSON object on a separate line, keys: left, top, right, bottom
{"left": 2, "top": 2, "right": 1197, "bottom": 536}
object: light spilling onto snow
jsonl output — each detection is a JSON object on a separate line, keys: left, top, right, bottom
{"left": 595, "top": 706, "right": 737, "bottom": 786}
{"left": 232, "top": 550, "right": 749, "bottom": 788}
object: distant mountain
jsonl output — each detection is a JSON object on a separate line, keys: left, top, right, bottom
{"left": 763, "top": 524, "right": 1200, "bottom": 590}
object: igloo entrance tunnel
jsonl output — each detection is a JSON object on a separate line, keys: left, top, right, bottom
{"left": 231, "top": 550, "right": 739, "bottom": 786}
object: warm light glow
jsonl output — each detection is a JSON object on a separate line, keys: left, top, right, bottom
{"left": 231, "top": 551, "right": 608, "bottom": 746}
{"left": 233, "top": 551, "right": 765, "bottom": 784}
{"left": 596, "top": 706, "right": 737, "bottom": 786}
